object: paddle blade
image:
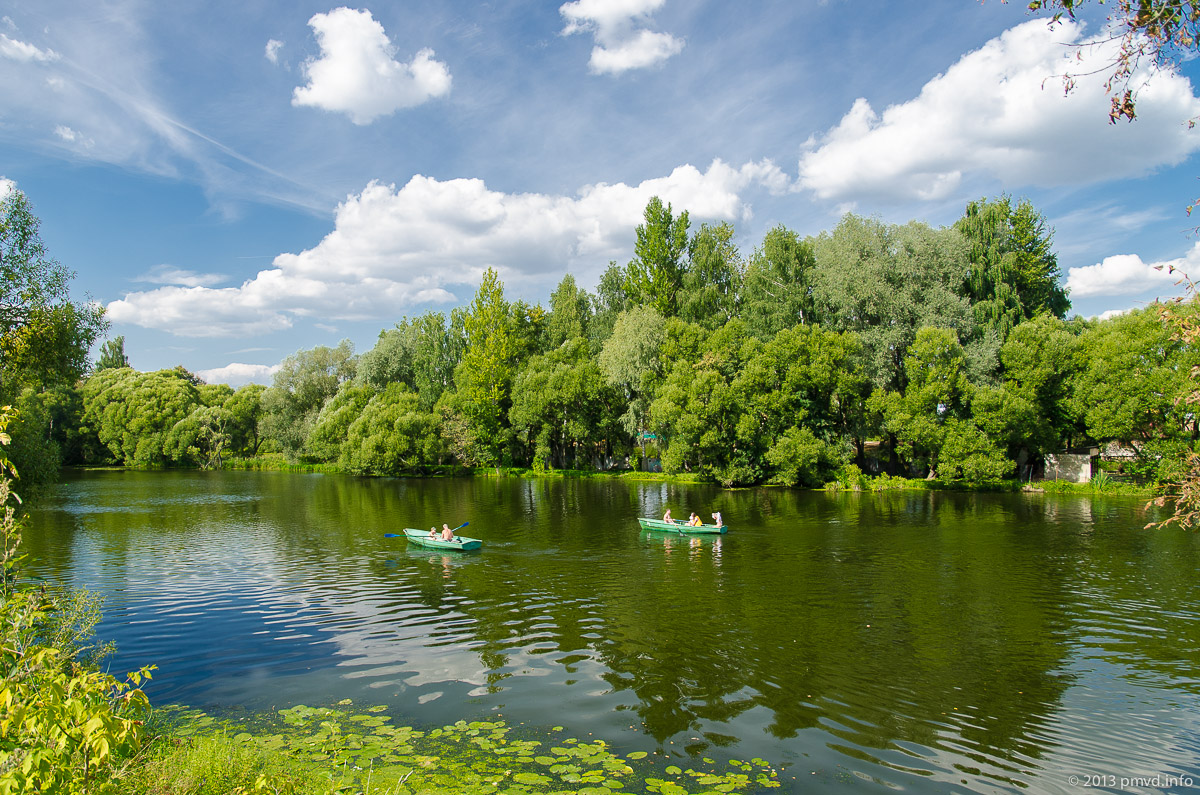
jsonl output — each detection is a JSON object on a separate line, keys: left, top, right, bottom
{"left": 454, "top": 521, "right": 469, "bottom": 531}
{"left": 383, "top": 533, "right": 402, "bottom": 538}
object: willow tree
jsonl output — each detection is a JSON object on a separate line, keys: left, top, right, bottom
{"left": 956, "top": 196, "right": 1068, "bottom": 338}
{"left": 810, "top": 214, "right": 986, "bottom": 391}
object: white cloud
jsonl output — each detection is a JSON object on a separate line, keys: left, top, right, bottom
{"left": 196, "top": 362, "right": 280, "bottom": 388}
{"left": 136, "top": 264, "right": 228, "bottom": 288}
{"left": 1095, "top": 308, "right": 1131, "bottom": 321}
{"left": 0, "top": 177, "right": 15, "bottom": 200}
{"left": 292, "top": 8, "right": 450, "bottom": 125}
{"left": 798, "top": 19, "right": 1200, "bottom": 202}
{"left": 264, "top": 38, "right": 283, "bottom": 64}
{"left": 53, "top": 123, "right": 94, "bottom": 149}
{"left": 106, "top": 159, "right": 786, "bottom": 337}
{"left": 1065, "top": 242, "right": 1199, "bottom": 297}
{"left": 560, "top": 0, "right": 683, "bottom": 75}
{"left": 107, "top": 285, "right": 295, "bottom": 337}
{"left": 0, "top": 33, "right": 58, "bottom": 62}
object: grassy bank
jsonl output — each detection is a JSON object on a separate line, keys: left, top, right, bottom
{"left": 107, "top": 702, "right": 784, "bottom": 794}
{"left": 211, "top": 455, "right": 1163, "bottom": 496}
{"left": 822, "top": 470, "right": 1156, "bottom": 496}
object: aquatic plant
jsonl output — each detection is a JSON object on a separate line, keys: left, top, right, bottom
{"left": 146, "top": 701, "right": 782, "bottom": 794}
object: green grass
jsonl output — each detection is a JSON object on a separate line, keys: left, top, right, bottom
{"left": 117, "top": 734, "right": 325, "bottom": 795}
{"left": 209, "top": 455, "right": 1160, "bottom": 495}
{"left": 473, "top": 466, "right": 705, "bottom": 484}
{"left": 222, "top": 454, "right": 343, "bottom": 474}
{"left": 112, "top": 704, "right": 783, "bottom": 795}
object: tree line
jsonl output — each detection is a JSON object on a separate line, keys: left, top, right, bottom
{"left": 4, "top": 189, "right": 1196, "bottom": 488}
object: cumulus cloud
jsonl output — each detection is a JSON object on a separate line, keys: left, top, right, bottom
{"left": 107, "top": 286, "right": 295, "bottom": 337}
{"left": 1065, "top": 242, "right": 1198, "bottom": 298}
{"left": 292, "top": 8, "right": 451, "bottom": 124}
{"left": 0, "top": 33, "right": 58, "bottom": 62}
{"left": 798, "top": 19, "right": 1200, "bottom": 202}
{"left": 136, "top": 264, "right": 228, "bottom": 288}
{"left": 560, "top": 0, "right": 683, "bottom": 75}
{"left": 196, "top": 362, "right": 280, "bottom": 388}
{"left": 265, "top": 38, "right": 283, "bottom": 64}
{"left": 106, "top": 159, "right": 787, "bottom": 337}
{"left": 0, "top": 177, "right": 15, "bottom": 199}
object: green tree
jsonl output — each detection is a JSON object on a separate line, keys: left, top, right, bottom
{"left": 679, "top": 222, "right": 743, "bottom": 329}
{"left": 223, "top": 383, "right": 267, "bottom": 456}
{"left": 956, "top": 196, "right": 1069, "bottom": 337}
{"left": 0, "top": 188, "right": 106, "bottom": 392}
{"left": 741, "top": 225, "right": 817, "bottom": 339}
{"left": 80, "top": 367, "right": 202, "bottom": 466}
{"left": 341, "top": 383, "right": 444, "bottom": 474}
{"left": 306, "top": 382, "right": 374, "bottom": 462}
{"left": 259, "top": 340, "right": 356, "bottom": 458}
{"left": 95, "top": 336, "right": 130, "bottom": 371}
{"left": 598, "top": 305, "right": 666, "bottom": 459}
{"left": 0, "top": 189, "right": 106, "bottom": 485}
{"left": 546, "top": 274, "right": 593, "bottom": 348}
{"left": 810, "top": 215, "right": 987, "bottom": 390}
{"left": 452, "top": 268, "right": 516, "bottom": 465}
{"left": 510, "top": 338, "right": 620, "bottom": 470}
{"left": 589, "top": 261, "right": 631, "bottom": 350}
{"left": 359, "top": 312, "right": 461, "bottom": 410}
{"left": 164, "top": 404, "right": 233, "bottom": 469}
{"left": 870, "top": 327, "right": 1010, "bottom": 481}
{"left": 1073, "top": 308, "right": 1195, "bottom": 456}
{"left": 624, "top": 197, "right": 690, "bottom": 316}
{"left": 735, "top": 324, "right": 868, "bottom": 484}
{"left": 999, "top": 313, "right": 1085, "bottom": 454}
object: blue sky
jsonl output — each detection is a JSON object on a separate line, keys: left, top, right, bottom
{"left": 3, "top": 0, "right": 1199, "bottom": 385}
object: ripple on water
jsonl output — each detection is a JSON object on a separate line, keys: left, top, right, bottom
{"left": 22, "top": 472, "right": 1200, "bottom": 793}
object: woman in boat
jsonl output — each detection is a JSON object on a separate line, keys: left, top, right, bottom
{"left": 428, "top": 526, "right": 439, "bottom": 539}
{"left": 687, "top": 512, "right": 701, "bottom": 526}
{"left": 441, "top": 523, "right": 455, "bottom": 541}
{"left": 711, "top": 511, "right": 723, "bottom": 528}
{"left": 663, "top": 509, "right": 674, "bottom": 523}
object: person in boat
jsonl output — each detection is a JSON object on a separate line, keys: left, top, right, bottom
{"left": 687, "top": 512, "right": 702, "bottom": 526}
{"left": 428, "top": 526, "right": 439, "bottom": 539}
{"left": 663, "top": 509, "right": 674, "bottom": 523}
{"left": 441, "top": 523, "right": 456, "bottom": 542}
{"left": 711, "top": 511, "right": 723, "bottom": 528}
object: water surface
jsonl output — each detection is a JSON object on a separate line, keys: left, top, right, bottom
{"left": 23, "top": 470, "right": 1200, "bottom": 793}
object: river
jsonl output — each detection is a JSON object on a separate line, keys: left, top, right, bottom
{"left": 23, "top": 469, "right": 1200, "bottom": 793}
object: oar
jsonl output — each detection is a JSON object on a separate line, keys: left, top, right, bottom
{"left": 384, "top": 521, "right": 469, "bottom": 539}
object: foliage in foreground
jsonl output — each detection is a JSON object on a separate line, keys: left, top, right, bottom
{"left": 0, "top": 408, "right": 154, "bottom": 793}
{"left": 124, "top": 704, "right": 781, "bottom": 795}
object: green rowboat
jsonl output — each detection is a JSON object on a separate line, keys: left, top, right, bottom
{"left": 402, "top": 528, "right": 483, "bottom": 550}
{"left": 637, "top": 517, "right": 727, "bottom": 534}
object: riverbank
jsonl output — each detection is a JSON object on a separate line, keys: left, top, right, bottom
{"left": 217, "top": 454, "right": 1157, "bottom": 496}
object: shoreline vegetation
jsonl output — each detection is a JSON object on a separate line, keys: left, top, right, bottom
{"left": 76, "top": 455, "right": 1158, "bottom": 496}
{"left": 6, "top": 189, "right": 1196, "bottom": 507}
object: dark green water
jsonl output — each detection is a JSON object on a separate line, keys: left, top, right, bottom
{"left": 23, "top": 470, "right": 1200, "bottom": 793}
